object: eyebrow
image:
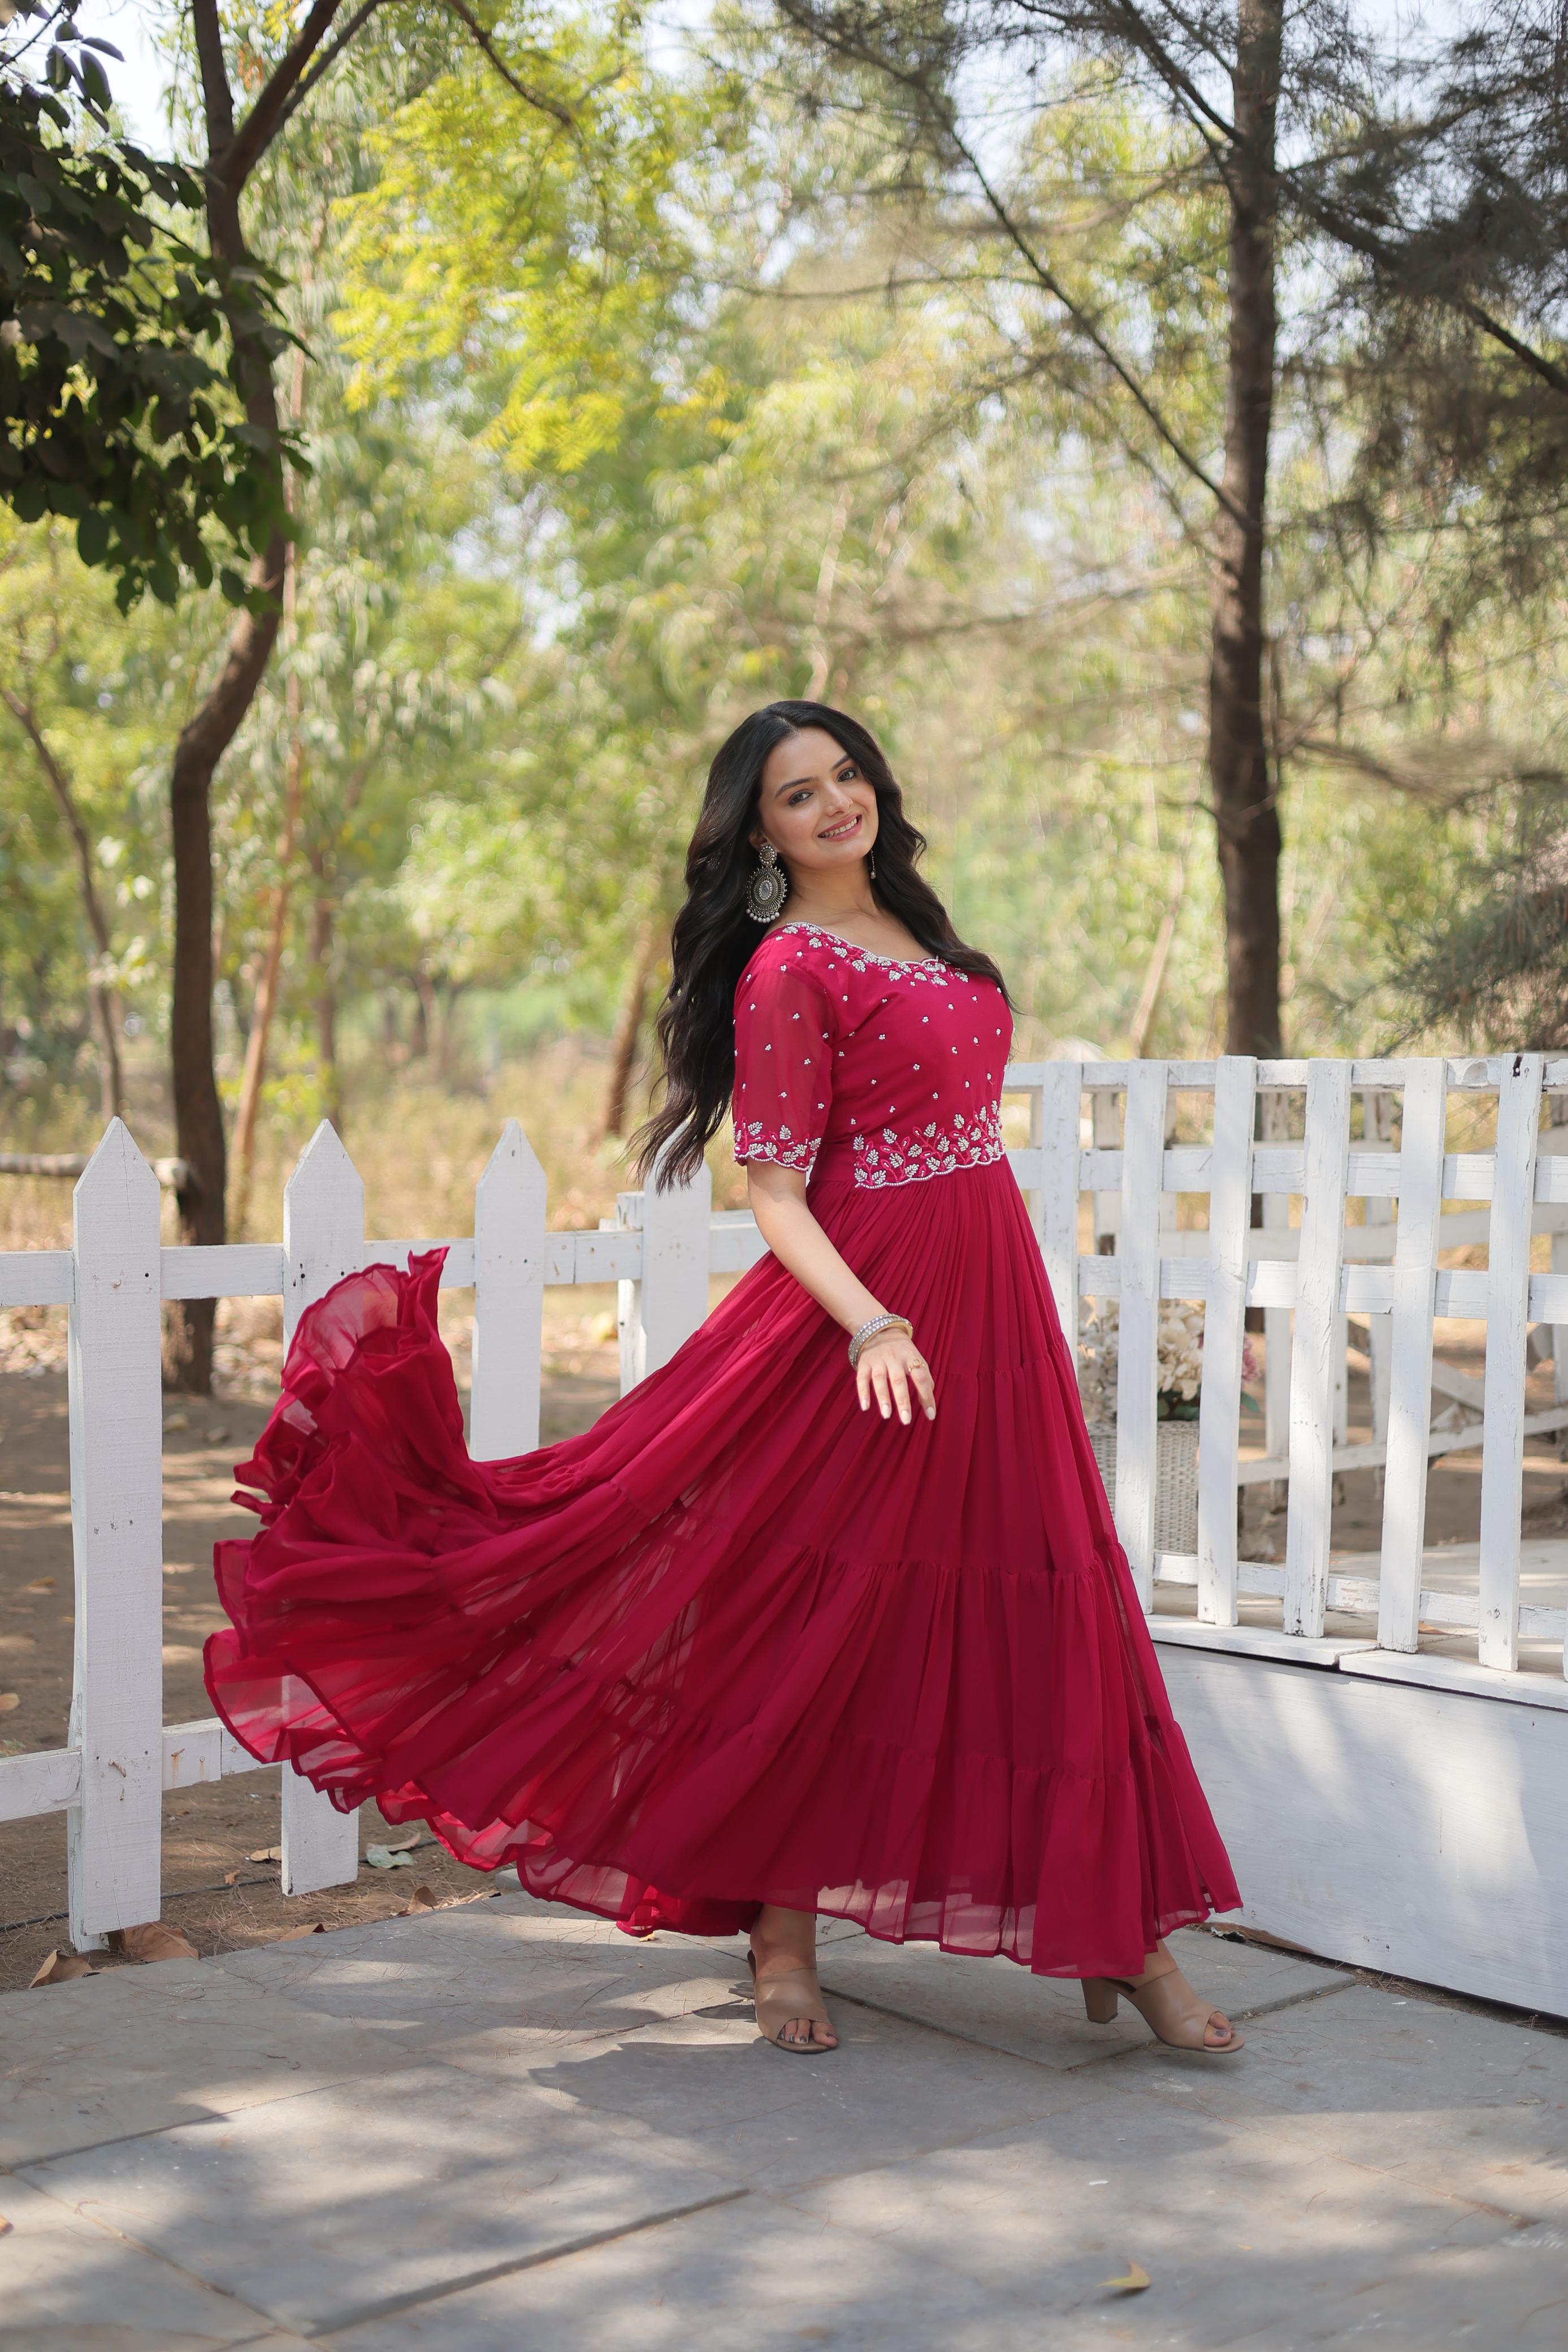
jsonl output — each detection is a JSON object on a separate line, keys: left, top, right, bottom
{"left": 772, "top": 758, "right": 855, "bottom": 795}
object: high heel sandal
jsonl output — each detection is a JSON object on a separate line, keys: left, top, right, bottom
{"left": 1081, "top": 1948, "right": 1244, "bottom": 2054}
{"left": 747, "top": 1951, "right": 837, "bottom": 2055}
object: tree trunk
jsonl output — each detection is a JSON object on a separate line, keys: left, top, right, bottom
{"left": 1, "top": 690, "right": 124, "bottom": 1124}
{"left": 229, "top": 629, "right": 304, "bottom": 1237}
{"left": 599, "top": 912, "right": 664, "bottom": 1139}
{"left": 164, "top": 2, "right": 290, "bottom": 1390}
{"left": 1208, "top": 0, "right": 1284, "bottom": 1060}
{"left": 230, "top": 335, "right": 310, "bottom": 1240}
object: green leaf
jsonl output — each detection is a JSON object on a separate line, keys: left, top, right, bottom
{"left": 75, "top": 507, "right": 110, "bottom": 565}
{"left": 11, "top": 473, "right": 46, "bottom": 521}
{"left": 218, "top": 565, "right": 247, "bottom": 604}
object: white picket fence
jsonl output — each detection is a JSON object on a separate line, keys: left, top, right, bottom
{"left": 3, "top": 1051, "right": 1565, "bottom": 1949}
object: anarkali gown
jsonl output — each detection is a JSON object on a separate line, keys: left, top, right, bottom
{"left": 205, "top": 921, "right": 1240, "bottom": 1976}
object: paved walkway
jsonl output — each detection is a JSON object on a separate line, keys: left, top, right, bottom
{"left": 2, "top": 1896, "right": 1566, "bottom": 2349}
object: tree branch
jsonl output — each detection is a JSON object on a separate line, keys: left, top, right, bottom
{"left": 267, "top": 0, "right": 392, "bottom": 150}
{"left": 440, "top": 0, "right": 575, "bottom": 128}
{"left": 220, "top": 0, "right": 347, "bottom": 192}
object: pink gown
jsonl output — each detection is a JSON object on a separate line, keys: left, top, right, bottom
{"left": 205, "top": 921, "right": 1239, "bottom": 1975}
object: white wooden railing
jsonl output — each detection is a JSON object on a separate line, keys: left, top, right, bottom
{"left": 3, "top": 1051, "right": 1566, "bottom": 1946}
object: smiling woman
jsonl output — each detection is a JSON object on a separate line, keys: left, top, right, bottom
{"left": 203, "top": 700, "right": 1244, "bottom": 2064}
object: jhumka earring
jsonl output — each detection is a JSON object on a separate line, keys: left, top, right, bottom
{"left": 746, "top": 840, "right": 789, "bottom": 923}
{"left": 867, "top": 847, "right": 877, "bottom": 880}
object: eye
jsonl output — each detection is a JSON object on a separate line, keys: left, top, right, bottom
{"left": 787, "top": 787, "right": 812, "bottom": 805}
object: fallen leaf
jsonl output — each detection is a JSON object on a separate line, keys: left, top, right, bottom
{"left": 163, "top": 1412, "right": 190, "bottom": 1433}
{"left": 24, "top": 1576, "right": 53, "bottom": 1593}
{"left": 0, "top": 1693, "right": 18, "bottom": 1713}
{"left": 29, "top": 1948, "right": 96, "bottom": 1987}
{"left": 404, "top": 1884, "right": 438, "bottom": 1914}
{"left": 223, "top": 1868, "right": 241, "bottom": 1886}
{"left": 276, "top": 1922, "right": 324, "bottom": 1941}
{"left": 364, "top": 1843, "right": 417, "bottom": 1870}
{"left": 121, "top": 1921, "right": 198, "bottom": 1964}
{"left": 247, "top": 1845, "right": 284, "bottom": 1864}
{"left": 1101, "top": 2260, "right": 1151, "bottom": 2294}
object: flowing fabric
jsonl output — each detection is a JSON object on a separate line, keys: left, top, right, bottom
{"left": 206, "top": 924, "right": 1238, "bottom": 1977}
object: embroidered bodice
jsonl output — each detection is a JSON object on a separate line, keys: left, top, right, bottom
{"left": 731, "top": 922, "right": 1011, "bottom": 1187}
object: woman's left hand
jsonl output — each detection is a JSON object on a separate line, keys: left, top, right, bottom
{"left": 856, "top": 1328, "right": 936, "bottom": 1426}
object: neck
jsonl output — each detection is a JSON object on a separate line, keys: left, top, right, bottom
{"left": 784, "top": 875, "right": 876, "bottom": 928}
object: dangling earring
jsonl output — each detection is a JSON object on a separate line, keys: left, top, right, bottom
{"left": 746, "top": 840, "right": 789, "bottom": 924}
{"left": 867, "top": 847, "right": 877, "bottom": 881}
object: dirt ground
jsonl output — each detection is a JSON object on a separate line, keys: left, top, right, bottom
{"left": 0, "top": 1298, "right": 621, "bottom": 1996}
{"left": 6, "top": 1303, "right": 1568, "bottom": 1996}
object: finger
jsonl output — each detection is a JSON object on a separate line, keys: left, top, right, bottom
{"left": 872, "top": 1359, "right": 892, "bottom": 1420}
{"left": 857, "top": 1360, "right": 871, "bottom": 1412}
{"left": 912, "top": 1361, "right": 937, "bottom": 1420}
{"left": 890, "top": 1363, "right": 912, "bottom": 1426}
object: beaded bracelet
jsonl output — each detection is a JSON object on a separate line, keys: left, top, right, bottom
{"left": 848, "top": 1313, "right": 913, "bottom": 1370}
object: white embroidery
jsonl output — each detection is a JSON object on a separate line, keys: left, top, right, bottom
{"left": 773, "top": 923, "right": 949, "bottom": 979}
{"left": 849, "top": 1102, "right": 1004, "bottom": 1188}
{"left": 735, "top": 1119, "right": 820, "bottom": 1174}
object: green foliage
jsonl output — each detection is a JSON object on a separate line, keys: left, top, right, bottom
{"left": 0, "top": 13, "right": 295, "bottom": 608}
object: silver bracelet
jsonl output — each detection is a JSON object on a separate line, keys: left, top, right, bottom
{"left": 848, "top": 1313, "right": 913, "bottom": 1370}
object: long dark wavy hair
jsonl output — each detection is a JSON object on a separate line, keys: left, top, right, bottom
{"left": 634, "top": 700, "right": 1012, "bottom": 1188}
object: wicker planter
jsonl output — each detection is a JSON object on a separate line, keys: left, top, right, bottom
{"left": 1089, "top": 1421, "right": 1199, "bottom": 1554}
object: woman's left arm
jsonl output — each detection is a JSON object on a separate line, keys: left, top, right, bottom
{"left": 746, "top": 1161, "right": 935, "bottom": 1425}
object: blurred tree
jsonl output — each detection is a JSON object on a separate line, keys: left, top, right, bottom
{"left": 0, "top": 0, "right": 294, "bottom": 606}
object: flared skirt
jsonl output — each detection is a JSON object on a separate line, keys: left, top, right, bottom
{"left": 204, "top": 1157, "right": 1238, "bottom": 1976}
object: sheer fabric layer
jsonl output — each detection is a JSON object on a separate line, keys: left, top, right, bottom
{"left": 205, "top": 1159, "right": 1238, "bottom": 1978}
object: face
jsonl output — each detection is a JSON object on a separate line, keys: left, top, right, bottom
{"left": 753, "top": 727, "right": 879, "bottom": 877}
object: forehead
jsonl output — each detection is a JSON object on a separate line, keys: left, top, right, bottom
{"left": 761, "top": 727, "right": 851, "bottom": 790}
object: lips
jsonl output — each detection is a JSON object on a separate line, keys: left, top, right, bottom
{"left": 820, "top": 814, "right": 863, "bottom": 841}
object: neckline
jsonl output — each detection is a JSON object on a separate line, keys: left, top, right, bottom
{"left": 774, "top": 920, "right": 946, "bottom": 971}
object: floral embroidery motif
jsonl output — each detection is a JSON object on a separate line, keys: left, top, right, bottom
{"left": 850, "top": 1102, "right": 1004, "bottom": 1189}
{"left": 775, "top": 924, "right": 949, "bottom": 980}
{"left": 737, "top": 1119, "right": 820, "bottom": 1174}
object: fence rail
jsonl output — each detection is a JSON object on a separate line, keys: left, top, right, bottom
{"left": 3, "top": 1050, "right": 1565, "bottom": 1944}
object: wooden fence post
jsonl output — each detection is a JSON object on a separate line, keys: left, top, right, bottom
{"left": 622, "top": 1151, "right": 712, "bottom": 1389}
{"left": 67, "top": 1121, "right": 164, "bottom": 1949}
{"left": 278, "top": 1122, "right": 365, "bottom": 1897}
{"left": 1197, "top": 1057, "right": 1257, "bottom": 1625}
{"left": 1115, "top": 1061, "right": 1168, "bottom": 1606}
{"left": 1036, "top": 1062, "right": 1083, "bottom": 1339}
{"left": 1260, "top": 1086, "right": 1293, "bottom": 1488}
{"left": 1377, "top": 1060, "right": 1448, "bottom": 1654}
{"left": 1284, "top": 1061, "right": 1352, "bottom": 1637}
{"left": 470, "top": 1120, "right": 547, "bottom": 1461}
{"left": 1478, "top": 1055, "right": 1543, "bottom": 1671}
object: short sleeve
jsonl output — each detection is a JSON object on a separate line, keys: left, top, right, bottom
{"left": 732, "top": 956, "right": 835, "bottom": 1174}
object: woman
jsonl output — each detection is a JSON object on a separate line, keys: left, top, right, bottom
{"left": 205, "top": 700, "right": 1242, "bottom": 2058}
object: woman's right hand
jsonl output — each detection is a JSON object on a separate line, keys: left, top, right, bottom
{"left": 856, "top": 1328, "right": 935, "bottom": 1426}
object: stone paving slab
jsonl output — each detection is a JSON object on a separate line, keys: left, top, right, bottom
{"left": 814, "top": 1923, "right": 1348, "bottom": 2070}
{"left": 318, "top": 2190, "right": 1065, "bottom": 2352}
{"left": 0, "top": 2167, "right": 289, "bottom": 2349}
{"left": 6, "top": 1902, "right": 1566, "bottom": 2347}
{"left": 785, "top": 2094, "right": 1557, "bottom": 2351}
{"left": 1137, "top": 1979, "right": 1568, "bottom": 2223}
{"left": 0, "top": 1958, "right": 432, "bottom": 2168}
{"left": 18, "top": 2062, "right": 738, "bottom": 2340}
{"left": 206, "top": 1896, "right": 760, "bottom": 2055}
{"left": 437, "top": 1984, "right": 1089, "bottom": 2194}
